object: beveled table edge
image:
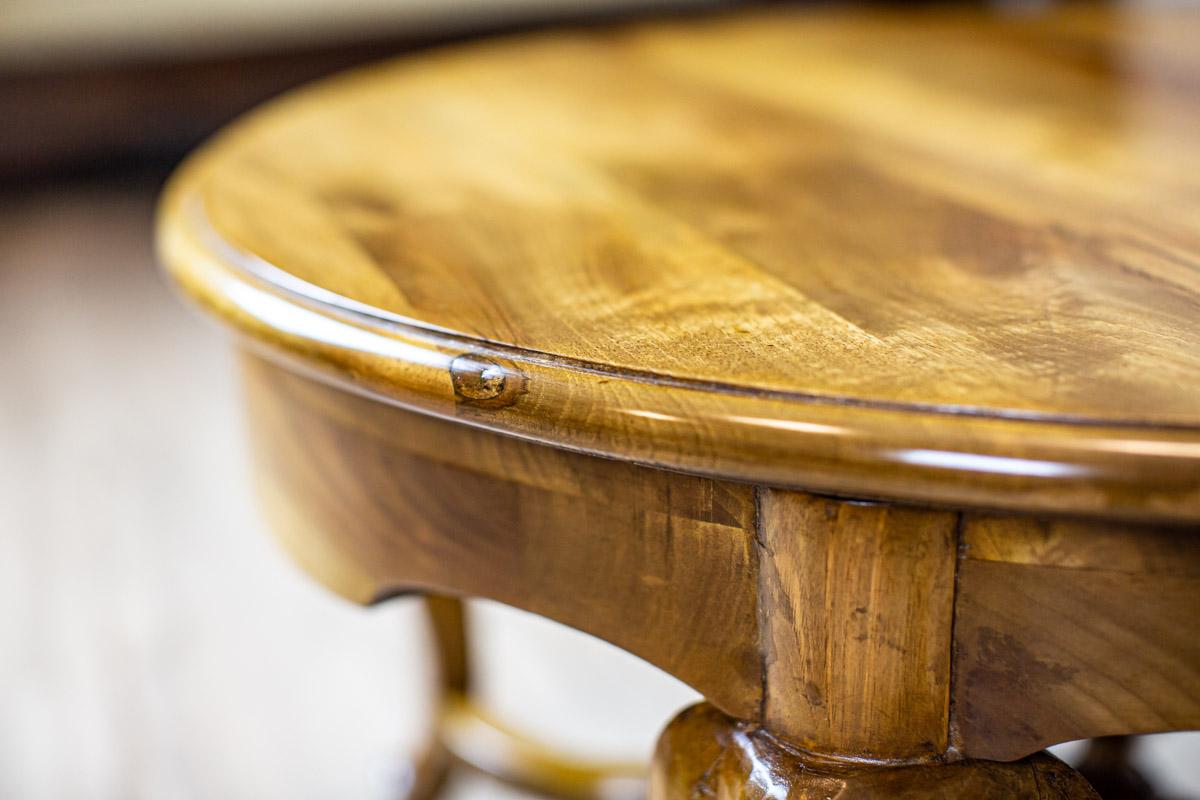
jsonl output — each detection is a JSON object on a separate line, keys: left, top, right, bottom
{"left": 156, "top": 151, "right": 1200, "bottom": 524}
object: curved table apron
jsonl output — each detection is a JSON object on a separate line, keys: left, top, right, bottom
{"left": 158, "top": 4, "right": 1200, "bottom": 798}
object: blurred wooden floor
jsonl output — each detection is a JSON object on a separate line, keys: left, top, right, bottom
{"left": 0, "top": 176, "right": 1196, "bottom": 799}
{"left": 0, "top": 175, "right": 462, "bottom": 799}
{"left": 0, "top": 173, "right": 691, "bottom": 800}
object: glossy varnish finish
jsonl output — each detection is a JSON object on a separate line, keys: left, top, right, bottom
{"left": 649, "top": 704, "right": 1099, "bottom": 799}
{"left": 757, "top": 490, "right": 957, "bottom": 759}
{"left": 245, "top": 359, "right": 764, "bottom": 721}
{"left": 241, "top": 358, "right": 1200, "bottom": 766}
{"left": 157, "top": 5, "right": 1200, "bottom": 796}
{"left": 953, "top": 516, "right": 1200, "bottom": 760}
{"left": 158, "top": 3, "right": 1200, "bottom": 521}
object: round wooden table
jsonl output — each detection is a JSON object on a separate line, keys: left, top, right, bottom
{"left": 158, "top": 4, "right": 1200, "bottom": 797}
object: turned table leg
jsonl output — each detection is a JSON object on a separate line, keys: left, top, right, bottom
{"left": 422, "top": 596, "right": 644, "bottom": 800}
{"left": 394, "top": 597, "right": 469, "bottom": 800}
{"left": 649, "top": 704, "right": 1099, "bottom": 800}
{"left": 238, "top": 363, "right": 1199, "bottom": 800}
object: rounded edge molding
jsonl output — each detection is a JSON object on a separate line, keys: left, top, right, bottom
{"left": 157, "top": 172, "right": 1200, "bottom": 522}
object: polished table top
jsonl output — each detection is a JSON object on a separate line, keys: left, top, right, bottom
{"left": 158, "top": 3, "right": 1200, "bottom": 521}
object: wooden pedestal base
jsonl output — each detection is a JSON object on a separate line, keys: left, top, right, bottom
{"left": 159, "top": 7, "right": 1200, "bottom": 796}
{"left": 650, "top": 704, "right": 1099, "bottom": 800}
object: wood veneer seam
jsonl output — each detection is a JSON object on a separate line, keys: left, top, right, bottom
{"left": 946, "top": 511, "right": 967, "bottom": 759}
{"left": 752, "top": 484, "right": 771, "bottom": 728}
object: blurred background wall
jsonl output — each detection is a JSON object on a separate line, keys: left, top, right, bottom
{"left": 1, "top": 0, "right": 720, "bottom": 181}
{"left": 1, "top": 1, "right": 1197, "bottom": 798}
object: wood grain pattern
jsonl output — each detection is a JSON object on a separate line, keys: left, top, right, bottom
{"left": 157, "top": 3, "right": 1200, "bottom": 520}
{"left": 0, "top": 182, "right": 455, "bottom": 800}
{"left": 757, "top": 490, "right": 957, "bottom": 760}
{"left": 649, "top": 703, "right": 1100, "bottom": 799}
{"left": 242, "top": 357, "right": 1198, "bottom": 771}
{"left": 243, "top": 356, "right": 763, "bottom": 721}
{"left": 178, "top": 4, "right": 1200, "bottom": 423}
{"left": 953, "top": 515, "right": 1200, "bottom": 761}
{"left": 245, "top": 357, "right": 967, "bottom": 760}
{"left": 155, "top": 12, "right": 1200, "bottom": 785}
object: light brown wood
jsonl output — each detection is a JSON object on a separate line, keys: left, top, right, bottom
{"left": 239, "top": 357, "right": 1198, "bottom": 775}
{"left": 757, "top": 490, "right": 957, "bottom": 760}
{"left": 649, "top": 703, "right": 1099, "bottom": 800}
{"left": 425, "top": 596, "right": 470, "bottom": 696}
{"left": 155, "top": 6, "right": 1200, "bottom": 796}
{"left": 0, "top": 181, "right": 458, "bottom": 799}
{"left": 244, "top": 358, "right": 965, "bottom": 757}
{"left": 424, "top": 597, "right": 648, "bottom": 799}
{"left": 953, "top": 516, "right": 1200, "bottom": 761}
{"left": 244, "top": 357, "right": 764, "bottom": 722}
{"left": 440, "top": 696, "right": 644, "bottom": 800}
{"left": 158, "top": 3, "right": 1200, "bottom": 521}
